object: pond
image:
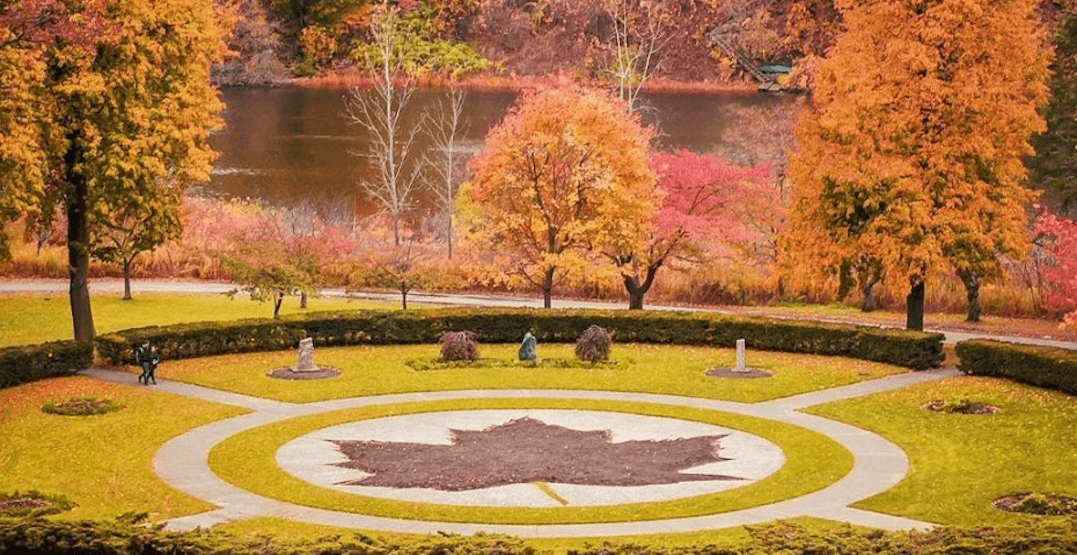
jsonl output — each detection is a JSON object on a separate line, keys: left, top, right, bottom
{"left": 208, "top": 86, "right": 799, "bottom": 216}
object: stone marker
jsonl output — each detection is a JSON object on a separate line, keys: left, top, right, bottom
{"left": 295, "top": 337, "right": 317, "bottom": 372}
{"left": 519, "top": 331, "right": 537, "bottom": 361}
{"left": 733, "top": 339, "right": 748, "bottom": 373}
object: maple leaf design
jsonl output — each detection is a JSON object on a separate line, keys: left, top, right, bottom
{"left": 330, "top": 417, "right": 742, "bottom": 491}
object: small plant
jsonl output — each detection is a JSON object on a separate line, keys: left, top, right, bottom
{"left": 924, "top": 398, "right": 998, "bottom": 415}
{"left": 439, "top": 331, "right": 480, "bottom": 362}
{"left": 996, "top": 492, "right": 1077, "bottom": 515}
{"left": 0, "top": 490, "right": 76, "bottom": 517}
{"left": 575, "top": 325, "right": 612, "bottom": 363}
{"left": 42, "top": 397, "right": 125, "bottom": 416}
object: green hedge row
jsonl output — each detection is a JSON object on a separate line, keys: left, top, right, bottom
{"left": 1, "top": 517, "right": 1075, "bottom": 555}
{"left": 96, "top": 308, "right": 944, "bottom": 369}
{"left": 0, "top": 340, "right": 94, "bottom": 389}
{"left": 957, "top": 339, "right": 1077, "bottom": 395}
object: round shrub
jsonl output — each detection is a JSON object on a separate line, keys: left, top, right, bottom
{"left": 0, "top": 491, "right": 76, "bottom": 517}
{"left": 575, "top": 325, "right": 612, "bottom": 363}
{"left": 41, "top": 397, "right": 124, "bottom": 417}
{"left": 439, "top": 331, "right": 480, "bottom": 362}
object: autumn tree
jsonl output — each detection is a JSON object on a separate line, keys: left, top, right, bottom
{"left": 346, "top": 4, "right": 422, "bottom": 246}
{"left": 423, "top": 87, "right": 470, "bottom": 259}
{"left": 783, "top": 0, "right": 1049, "bottom": 330}
{"left": 466, "top": 84, "right": 658, "bottom": 308}
{"left": 1036, "top": 210, "right": 1077, "bottom": 330}
{"left": 610, "top": 150, "right": 770, "bottom": 309}
{"left": 91, "top": 185, "right": 184, "bottom": 301}
{"left": 0, "top": 0, "right": 224, "bottom": 340}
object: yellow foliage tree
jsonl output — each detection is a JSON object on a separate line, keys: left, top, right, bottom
{"left": 782, "top": 0, "right": 1050, "bottom": 329}
{"left": 465, "top": 84, "right": 658, "bottom": 308}
{"left": 0, "top": 0, "right": 224, "bottom": 340}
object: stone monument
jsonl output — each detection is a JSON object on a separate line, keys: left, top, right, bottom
{"left": 733, "top": 339, "right": 748, "bottom": 373}
{"left": 518, "top": 331, "right": 537, "bottom": 361}
{"left": 295, "top": 337, "right": 317, "bottom": 372}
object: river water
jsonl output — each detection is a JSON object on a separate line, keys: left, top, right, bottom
{"left": 208, "top": 86, "right": 797, "bottom": 216}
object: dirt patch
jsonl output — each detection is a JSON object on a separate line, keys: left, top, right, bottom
{"left": 267, "top": 367, "right": 342, "bottom": 380}
{"left": 41, "top": 397, "right": 124, "bottom": 416}
{"left": 924, "top": 399, "right": 999, "bottom": 415}
{"left": 707, "top": 368, "right": 773, "bottom": 379}
{"left": 331, "top": 417, "right": 742, "bottom": 491}
{"left": 994, "top": 493, "right": 1077, "bottom": 515}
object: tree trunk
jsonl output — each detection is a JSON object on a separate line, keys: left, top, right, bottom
{"left": 401, "top": 286, "right": 408, "bottom": 310}
{"left": 542, "top": 267, "right": 555, "bottom": 309}
{"left": 447, "top": 215, "right": 453, "bottom": 261}
{"left": 273, "top": 291, "right": 284, "bottom": 318}
{"left": 66, "top": 151, "right": 95, "bottom": 342}
{"left": 122, "top": 257, "right": 134, "bottom": 300}
{"left": 300, "top": 291, "right": 308, "bottom": 309}
{"left": 392, "top": 215, "right": 401, "bottom": 247}
{"left": 622, "top": 262, "right": 662, "bottom": 310}
{"left": 906, "top": 280, "right": 925, "bottom": 331}
{"left": 860, "top": 275, "right": 879, "bottom": 312}
{"left": 960, "top": 271, "right": 982, "bottom": 322}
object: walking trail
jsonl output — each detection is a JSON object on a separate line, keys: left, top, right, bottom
{"left": 86, "top": 366, "right": 962, "bottom": 537}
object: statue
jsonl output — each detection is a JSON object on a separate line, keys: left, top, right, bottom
{"left": 518, "top": 331, "right": 537, "bottom": 361}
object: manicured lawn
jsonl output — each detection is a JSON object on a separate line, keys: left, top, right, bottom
{"left": 209, "top": 397, "right": 852, "bottom": 524}
{"left": 0, "top": 375, "right": 247, "bottom": 520}
{"left": 0, "top": 293, "right": 393, "bottom": 347}
{"left": 808, "top": 375, "right": 1077, "bottom": 526}
{"left": 155, "top": 343, "right": 905, "bottom": 403}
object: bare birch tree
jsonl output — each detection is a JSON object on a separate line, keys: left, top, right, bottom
{"left": 607, "top": 0, "right": 666, "bottom": 114}
{"left": 422, "top": 87, "right": 470, "bottom": 259}
{"left": 344, "top": 6, "right": 422, "bottom": 246}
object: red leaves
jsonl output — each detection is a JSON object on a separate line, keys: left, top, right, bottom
{"left": 1036, "top": 210, "right": 1077, "bottom": 327}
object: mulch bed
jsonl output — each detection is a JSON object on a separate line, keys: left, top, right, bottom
{"left": 707, "top": 367, "right": 773, "bottom": 379}
{"left": 331, "top": 417, "right": 743, "bottom": 491}
{"left": 924, "top": 399, "right": 999, "bottom": 415}
{"left": 994, "top": 493, "right": 1077, "bottom": 515}
{"left": 267, "top": 367, "right": 342, "bottom": 380}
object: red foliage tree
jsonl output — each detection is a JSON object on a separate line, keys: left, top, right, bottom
{"left": 1036, "top": 211, "right": 1077, "bottom": 330}
{"left": 610, "top": 150, "right": 770, "bottom": 309}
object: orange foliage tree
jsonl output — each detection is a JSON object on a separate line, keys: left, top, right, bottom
{"left": 465, "top": 84, "right": 658, "bottom": 308}
{"left": 0, "top": 0, "right": 224, "bottom": 340}
{"left": 782, "top": 0, "right": 1050, "bottom": 329}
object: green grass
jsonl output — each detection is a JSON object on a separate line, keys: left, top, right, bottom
{"left": 0, "top": 375, "right": 248, "bottom": 520}
{"left": 807, "top": 375, "right": 1077, "bottom": 526}
{"left": 157, "top": 343, "right": 904, "bottom": 404}
{"left": 0, "top": 292, "right": 394, "bottom": 347}
{"left": 209, "top": 397, "right": 852, "bottom": 524}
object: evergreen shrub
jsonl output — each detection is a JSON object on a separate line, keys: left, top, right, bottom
{"left": 957, "top": 339, "right": 1077, "bottom": 395}
{"left": 0, "top": 340, "right": 93, "bottom": 390}
{"left": 95, "top": 308, "right": 944, "bottom": 369}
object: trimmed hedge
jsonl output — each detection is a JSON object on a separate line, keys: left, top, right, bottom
{"left": 957, "top": 339, "right": 1077, "bottom": 395}
{"left": 96, "top": 308, "right": 944, "bottom": 369}
{"left": 0, "top": 340, "right": 93, "bottom": 389}
{"left": 1, "top": 517, "right": 1076, "bottom": 555}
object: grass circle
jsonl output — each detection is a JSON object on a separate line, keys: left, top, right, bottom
{"left": 41, "top": 397, "right": 125, "bottom": 416}
{"left": 209, "top": 397, "right": 852, "bottom": 525}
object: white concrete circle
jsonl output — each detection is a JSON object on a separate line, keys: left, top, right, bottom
{"left": 277, "top": 409, "right": 785, "bottom": 507}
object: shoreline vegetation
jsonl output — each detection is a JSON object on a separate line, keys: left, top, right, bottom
{"left": 284, "top": 71, "right": 763, "bottom": 94}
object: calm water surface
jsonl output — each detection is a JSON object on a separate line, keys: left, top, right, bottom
{"left": 208, "top": 86, "right": 795, "bottom": 215}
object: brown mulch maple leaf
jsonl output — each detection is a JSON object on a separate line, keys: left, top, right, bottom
{"left": 330, "top": 417, "right": 742, "bottom": 491}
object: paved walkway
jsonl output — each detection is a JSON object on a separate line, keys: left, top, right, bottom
{"left": 86, "top": 366, "right": 961, "bottom": 536}
{"left": 5, "top": 279, "right": 1075, "bottom": 350}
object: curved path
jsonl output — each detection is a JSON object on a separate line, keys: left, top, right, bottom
{"left": 86, "top": 367, "right": 960, "bottom": 536}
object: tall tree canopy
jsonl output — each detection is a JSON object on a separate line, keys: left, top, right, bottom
{"left": 1029, "top": 3, "right": 1077, "bottom": 215}
{"left": 782, "top": 0, "right": 1049, "bottom": 329}
{"left": 0, "top": 0, "right": 224, "bottom": 340}
{"left": 466, "top": 84, "right": 658, "bottom": 308}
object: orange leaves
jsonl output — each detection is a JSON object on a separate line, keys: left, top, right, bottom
{"left": 466, "top": 84, "right": 657, "bottom": 305}
{"left": 784, "top": 0, "right": 1049, "bottom": 297}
